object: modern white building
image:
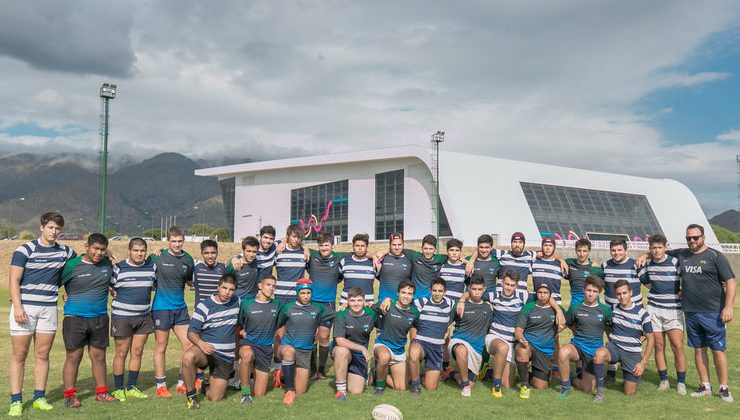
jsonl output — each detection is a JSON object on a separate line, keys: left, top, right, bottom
{"left": 195, "top": 145, "right": 718, "bottom": 246}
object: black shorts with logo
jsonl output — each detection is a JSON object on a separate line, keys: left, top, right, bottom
{"left": 63, "top": 315, "right": 110, "bottom": 350}
{"left": 111, "top": 316, "right": 154, "bottom": 337}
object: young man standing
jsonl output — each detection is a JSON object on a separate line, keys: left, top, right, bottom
{"left": 340, "top": 233, "right": 377, "bottom": 304}
{"left": 8, "top": 212, "right": 76, "bottom": 416}
{"left": 446, "top": 274, "right": 493, "bottom": 397}
{"left": 564, "top": 239, "right": 603, "bottom": 308}
{"left": 440, "top": 238, "right": 467, "bottom": 302}
{"left": 371, "top": 280, "right": 420, "bottom": 395}
{"left": 464, "top": 234, "right": 501, "bottom": 296}
{"left": 531, "top": 238, "right": 564, "bottom": 305}
{"left": 408, "top": 278, "right": 453, "bottom": 395}
{"left": 638, "top": 233, "right": 687, "bottom": 395}
{"left": 182, "top": 275, "right": 240, "bottom": 410}
{"left": 277, "top": 278, "right": 330, "bottom": 404}
{"left": 332, "top": 288, "right": 378, "bottom": 400}
{"left": 256, "top": 225, "right": 278, "bottom": 279}
{"left": 274, "top": 224, "right": 308, "bottom": 304}
{"left": 488, "top": 271, "right": 526, "bottom": 397}
{"left": 376, "top": 233, "right": 412, "bottom": 303}
{"left": 110, "top": 237, "right": 156, "bottom": 401}
{"left": 378, "top": 234, "right": 446, "bottom": 300}
{"left": 151, "top": 226, "right": 196, "bottom": 397}
{"left": 60, "top": 233, "right": 118, "bottom": 407}
{"left": 193, "top": 239, "right": 226, "bottom": 304}
{"left": 592, "top": 280, "right": 654, "bottom": 403}
{"left": 514, "top": 283, "right": 564, "bottom": 398}
{"left": 227, "top": 236, "right": 260, "bottom": 301}
{"left": 557, "top": 275, "right": 612, "bottom": 398}
{"left": 237, "top": 275, "right": 281, "bottom": 403}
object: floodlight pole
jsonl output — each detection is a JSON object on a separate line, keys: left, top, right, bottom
{"left": 98, "top": 83, "right": 117, "bottom": 234}
{"left": 431, "top": 131, "right": 445, "bottom": 250}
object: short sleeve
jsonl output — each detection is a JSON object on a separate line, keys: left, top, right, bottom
{"left": 10, "top": 246, "right": 29, "bottom": 268}
{"left": 189, "top": 303, "right": 207, "bottom": 333}
{"left": 716, "top": 252, "right": 735, "bottom": 282}
{"left": 333, "top": 310, "right": 347, "bottom": 338}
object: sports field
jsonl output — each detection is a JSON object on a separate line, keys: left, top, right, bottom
{"left": 0, "top": 241, "right": 738, "bottom": 419}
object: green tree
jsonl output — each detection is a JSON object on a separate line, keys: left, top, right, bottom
{"left": 711, "top": 224, "right": 740, "bottom": 243}
{"left": 190, "top": 223, "right": 211, "bottom": 237}
{"left": 19, "top": 231, "right": 35, "bottom": 240}
{"left": 209, "top": 227, "right": 231, "bottom": 242}
{"left": 0, "top": 222, "right": 17, "bottom": 238}
{"left": 143, "top": 228, "right": 162, "bottom": 239}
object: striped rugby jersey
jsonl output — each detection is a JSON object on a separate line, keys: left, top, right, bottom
{"left": 11, "top": 239, "right": 76, "bottom": 307}
{"left": 609, "top": 303, "right": 653, "bottom": 353}
{"left": 256, "top": 241, "right": 278, "bottom": 279}
{"left": 111, "top": 257, "right": 156, "bottom": 318}
{"left": 274, "top": 246, "right": 307, "bottom": 300}
{"left": 495, "top": 249, "right": 534, "bottom": 302}
{"left": 440, "top": 260, "right": 467, "bottom": 301}
{"left": 638, "top": 257, "right": 681, "bottom": 310}
{"left": 601, "top": 258, "right": 642, "bottom": 306}
{"left": 190, "top": 295, "right": 240, "bottom": 363}
{"left": 531, "top": 257, "right": 563, "bottom": 304}
{"left": 413, "top": 296, "right": 453, "bottom": 346}
{"left": 193, "top": 260, "right": 226, "bottom": 303}
{"left": 489, "top": 292, "right": 525, "bottom": 343}
{"left": 339, "top": 255, "right": 377, "bottom": 303}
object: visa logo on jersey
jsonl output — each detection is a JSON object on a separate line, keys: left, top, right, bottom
{"left": 684, "top": 266, "right": 703, "bottom": 274}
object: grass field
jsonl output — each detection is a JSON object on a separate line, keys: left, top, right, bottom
{"left": 0, "top": 240, "right": 738, "bottom": 419}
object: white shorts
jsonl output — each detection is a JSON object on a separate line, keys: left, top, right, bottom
{"left": 647, "top": 305, "right": 684, "bottom": 332}
{"left": 9, "top": 304, "right": 58, "bottom": 336}
{"left": 374, "top": 343, "right": 407, "bottom": 365}
{"left": 485, "top": 333, "right": 514, "bottom": 364}
{"left": 448, "top": 338, "right": 482, "bottom": 374}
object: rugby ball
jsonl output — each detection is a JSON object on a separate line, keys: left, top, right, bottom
{"left": 372, "top": 404, "right": 403, "bottom": 420}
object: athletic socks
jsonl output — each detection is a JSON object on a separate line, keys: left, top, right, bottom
{"left": 32, "top": 390, "right": 45, "bottom": 401}
{"left": 186, "top": 389, "right": 197, "bottom": 399}
{"left": 318, "top": 345, "right": 330, "bottom": 374}
{"left": 703, "top": 382, "right": 712, "bottom": 391}
{"left": 516, "top": 360, "right": 529, "bottom": 387}
{"left": 336, "top": 381, "right": 347, "bottom": 393}
{"left": 196, "top": 372, "right": 205, "bottom": 381}
{"left": 10, "top": 393, "right": 22, "bottom": 404}
{"left": 677, "top": 371, "right": 686, "bottom": 384}
{"left": 593, "top": 363, "right": 606, "bottom": 388}
{"left": 241, "top": 386, "right": 251, "bottom": 396}
{"left": 376, "top": 380, "right": 386, "bottom": 390}
{"left": 177, "top": 374, "right": 184, "bottom": 387}
{"left": 155, "top": 376, "right": 167, "bottom": 388}
{"left": 460, "top": 380, "right": 470, "bottom": 388}
{"left": 128, "top": 370, "right": 140, "bottom": 389}
{"left": 282, "top": 360, "right": 296, "bottom": 392}
{"left": 492, "top": 378, "right": 502, "bottom": 390}
{"left": 560, "top": 380, "right": 571, "bottom": 390}
{"left": 114, "top": 374, "right": 124, "bottom": 391}
{"left": 658, "top": 369, "right": 669, "bottom": 381}
{"left": 63, "top": 388, "right": 76, "bottom": 399}
{"left": 410, "top": 379, "right": 421, "bottom": 389}
{"left": 95, "top": 386, "right": 109, "bottom": 396}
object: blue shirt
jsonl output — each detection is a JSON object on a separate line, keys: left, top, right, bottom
{"left": 111, "top": 258, "right": 156, "bottom": 318}
{"left": 638, "top": 257, "right": 681, "bottom": 310}
{"left": 274, "top": 246, "right": 306, "bottom": 300}
{"left": 11, "top": 239, "right": 76, "bottom": 307}
{"left": 439, "top": 261, "right": 467, "bottom": 302}
{"left": 256, "top": 242, "right": 277, "bottom": 279}
{"left": 193, "top": 260, "right": 225, "bottom": 303}
{"left": 190, "top": 295, "right": 240, "bottom": 363}
{"left": 413, "top": 296, "right": 453, "bottom": 346}
{"left": 339, "top": 255, "right": 377, "bottom": 303}
{"left": 61, "top": 256, "right": 112, "bottom": 318}
{"left": 609, "top": 303, "right": 653, "bottom": 354}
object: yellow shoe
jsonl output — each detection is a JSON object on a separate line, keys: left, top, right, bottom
{"left": 33, "top": 397, "right": 53, "bottom": 411}
{"left": 491, "top": 386, "right": 503, "bottom": 398}
{"left": 111, "top": 389, "right": 127, "bottom": 402}
{"left": 8, "top": 402, "right": 23, "bottom": 417}
{"left": 519, "top": 386, "right": 530, "bottom": 399}
{"left": 126, "top": 387, "right": 148, "bottom": 399}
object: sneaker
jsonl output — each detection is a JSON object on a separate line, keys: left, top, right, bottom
{"left": 8, "top": 402, "right": 23, "bottom": 417}
{"left": 126, "top": 387, "right": 148, "bottom": 399}
{"left": 374, "top": 387, "right": 384, "bottom": 397}
{"left": 593, "top": 392, "right": 606, "bottom": 403}
{"left": 176, "top": 384, "right": 186, "bottom": 394}
{"left": 310, "top": 372, "right": 320, "bottom": 381}
{"left": 194, "top": 378, "right": 203, "bottom": 391}
{"left": 64, "top": 396, "right": 82, "bottom": 408}
{"left": 491, "top": 386, "right": 503, "bottom": 398}
{"left": 283, "top": 390, "right": 296, "bottom": 405}
{"left": 690, "top": 384, "right": 712, "bottom": 398}
{"left": 410, "top": 386, "right": 421, "bottom": 397}
{"left": 156, "top": 386, "right": 172, "bottom": 398}
{"left": 96, "top": 392, "right": 119, "bottom": 403}
{"left": 461, "top": 385, "right": 472, "bottom": 397}
{"left": 273, "top": 369, "right": 283, "bottom": 389}
{"left": 187, "top": 396, "right": 199, "bottom": 411}
{"left": 657, "top": 380, "right": 670, "bottom": 391}
{"left": 604, "top": 373, "right": 616, "bottom": 385}
{"left": 316, "top": 372, "right": 328, "bottom": 380}
{"left": 240, "top": 394, "right": 253, "bottom": 404}
{"left": 719, "top": 387, "right": 734, "bottom": 403}
{"left": 558, "top": 388, "right": 572, "bottom": 399}
{"left": 335, "top": 391, "right": 346, "bottom": 402}
{"left": 677, "top": 383, "right": 687, "bottom": 396}
{"left": 228, "top": 376, "right": 241, "bottom": 390}
{"left": 32, "top": 397, "right": 53, "bottom": 411}
{"left": 111, "top": 389, "right": 127, "bottom": 402}
{"left": 519, "top": 386, "right": 530, "bottom": 400}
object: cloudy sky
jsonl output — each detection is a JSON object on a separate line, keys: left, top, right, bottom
{"left": 0, "top": 0, "right": 739, "bottom": 216}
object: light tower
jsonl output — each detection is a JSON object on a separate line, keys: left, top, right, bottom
{"left": 736, "top": 154, "right": 740, "bottom": 211}
{"left": 98, "top": 83, "right": 116, "bottom": 234}
{"left": 431, "top": 131, "right": 445, "bottom": 249}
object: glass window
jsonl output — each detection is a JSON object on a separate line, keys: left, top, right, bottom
{"left": 219, "top": 177, "right": 236, "bottom": 241}
{"left": 375, "top": 170, "right": 404, "bottom": 240}
{"left": 290, "top": 180, "right": 349, "bottom": 242}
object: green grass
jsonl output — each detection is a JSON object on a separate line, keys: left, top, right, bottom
{"left": 1, "top": 286, "right": 738, "bottom": 419}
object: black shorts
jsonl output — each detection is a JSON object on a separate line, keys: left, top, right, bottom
{"left": 152, "top": 308, "right": 190, "bottom": 330}
{"left": 330, "top": 345, "right": 369, "bottom": 379}
{"left": 63, "top": 315, "right": 110, "bottom": 350}
{"left": 315, "top": 301, "right": 336, "bottom": 328}
{"left": 415, "top": 340, "right": 444, "bottom": 371}
{"left": 574, "top": 343, "right": 595, "bottom": 375}
{"left": 111, "top": 316, "right": 154, "bottom": 337}
{"left": 528, "top": 345, "right": 552, "bottom": 381}
{"left": 240, "top": 341, "right": 274, "bottom": 373}
{"left": 198, "top": 355, "right": 234, "bottom": 380}
{"left": 605, "top": 342, "right": 642, "bottom": 383}
{"left": 295, "top": 348, "right": 312, "bottom": 370}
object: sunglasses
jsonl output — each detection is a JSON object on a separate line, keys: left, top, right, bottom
{"left": 685, "top": 235, "right": 703, "bottom": 241}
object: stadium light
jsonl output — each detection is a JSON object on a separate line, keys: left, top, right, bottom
{"left": 98, "top": 83, "right": 117, "bottom": 234}
{"left": 431, "top": 131, "right": 445, "bottom": 250}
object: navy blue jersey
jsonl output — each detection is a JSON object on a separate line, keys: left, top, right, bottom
{"left": 439, "top": 261, "right": 467, "bottom": 301}
{"left": 190, "top": 295, "right": 240, "bottom": 363}
{"left": 601, "top": 258, "right": 641, "bottom": 306}
{"left": 193, "top": 261, "right": 226, "bottom": 303}
{"left": 609, "top": 303, "right": 652, "bottom": 354}
{"left": 516, "top": 302, "right": 560, "bottom": 356}
{"left": 306, "top": 250, "right": 344, "bottom": 303}
{"left": 451, "top": 300, "right": 493, "bottom": 355}
{"left": 403, "top": 250, "right": 446, "bottom": 299}
{"left": 638, "top": 256, "right": 681, "bottom": 310}
{"left": 377, "top": 253, "right": 412, "bottom": 302}
{"left": 238, "top": 298, "right": 281, "bottom": 346}
{"left": 275, "top": 246, "right": 307, "bottom": 300}
{"left": 111, "top": 257, "right": 156, "bottom": 318}
{"left": 413, "top": 296, "right": 453, "bottom": 346}
{"left": 278, "top": 301, "right": 329, "bottom": 350}
{"left": 11, "top": 239, "right": 76, "bottom": 307}
{"left": 339, "top": 255, "right": 377, "bottom": 303}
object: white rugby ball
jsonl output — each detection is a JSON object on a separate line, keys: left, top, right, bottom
{"left": 372, "top": 404, "right": 403, "bottom": 420}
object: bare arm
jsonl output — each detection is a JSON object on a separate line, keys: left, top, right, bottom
{"left": 9, "top": 266, "right": 27, "bottom": 323}
{"left": 335, "top": 337, "right": 369, "bottom": 355}
{"left": 187, "top": 331, "right": 215, "bottom": 355}
{"left": 514, "top": 326, "right": 527, "bottom": 345}
{"left": 633, "top": 332, "right": 655, "bottom": 376}
{"left": 721, "top": 279, "right": 736, "bottom": 323}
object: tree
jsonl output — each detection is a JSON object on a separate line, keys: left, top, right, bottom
{"left": 143, "top": 228, "right": 162, "bottom": 239}
{"left": 190, "top": 223, "right": 210, "bottom": 237}
{"left": 209, "top": 228, "right": 231, "bottom": 242}
{"left": 0, "top": 222, "right": 17, "bottom": 238}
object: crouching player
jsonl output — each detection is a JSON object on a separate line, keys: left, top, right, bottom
{"left": 332, "top": 288, "right": 378, "bottom": 400}
{"left": 277, "top": 278, "right": 331, "bottom": 404}
{"left": 447, "top": 274, "right": 493, "bottom": 397}
{"left": 514, "top": 283, "right": 564, "bottom": 399}
{"left": 237, "top": 275, "right": 281, "bottom": 403}
{"left": 591, "top": 279, "right": 654, "bottom": 402}
{"left": 182, "top": 275, "right": 240, "bottom": 410}
{"left": 557, "top": 275, "right": 612, "bottom": 398}
{"left": 371, "top": 280, "right": 420, "bottom": 395}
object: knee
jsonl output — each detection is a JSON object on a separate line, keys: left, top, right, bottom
{"left": 334, "top": 347, "right": 349, "bottom": 361}
{"left": 115, "top": 347, "right": 129, "bottom": 359}
{"left": 131, "top": 346, "right": 145, "bottom": 358}
{"left": 182, "top": 350, "right": 195, "bottom": 365}
{"left": 12, "top": 346, "right": 29, "bottom": 362}
{"left": 282, "top": 347, "right": 295, "bottom": 359}
{"left": 376, "top": 350, "right": 390, "bottom": 363}
{"left": 493, "top": 341, "right": 507, "bottom": 355}
{"left": 594, "top": 348, "right": 608, "bottom": 363}
{"left": 34, "top": 348, "right": 50, "bottom": 362}
{"left": 239, "top": 348, "right": 254, "bottom": 362}
{"left": 454, "top": 346, "right": 468, "bottom": 359}
{"left": 558, "top": 349, "right": 570, "bottom": 363}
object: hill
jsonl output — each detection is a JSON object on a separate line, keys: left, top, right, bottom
{"left": 710, "top": 209, "right": 740, "bottom": 233}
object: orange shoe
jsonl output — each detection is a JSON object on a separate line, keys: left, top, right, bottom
{"left": 176, "top": 384, "right": 186, "bottom": 394}
{"left": 273, "top": 369, "right": 283, "bottom": 389}
{"left": 283, "top": 390, "right": 296, "bottom": 405}
{"left": 194, "top": 378, "right": 203, "bottom": 391}
{"left": 156, "top": 386, "right": 172, "bottom": 398}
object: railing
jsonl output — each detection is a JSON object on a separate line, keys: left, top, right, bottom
{"left": 553, "top": 240, "right": 740, "bottom": 254}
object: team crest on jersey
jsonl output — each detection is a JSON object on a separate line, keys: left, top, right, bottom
{"left": 328, "top": 261, "right": 335, "bottom": 267}
{"left": 101, "top": 269, "right": 108, "bottom": 275}
{"left": 363, "top": 324, "right": 370, "bottom": 331}
{"left": 584, "top": 271, "right": 590, "bottom": 275}
{"left": 182, "top": 264, "right": 188, "bottom": 272}
{"left": 597, "top": 314, "right": 603, "bottom": 319}
{"left": 402, "top": 264, "right": 408, "bottom": 269}
{"left": 310, "top": 311, "right": 317, "bottom": 318}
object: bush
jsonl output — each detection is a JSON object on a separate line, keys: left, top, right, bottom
{"left": 19, "top": 231, "right": 35, "bottom": 240}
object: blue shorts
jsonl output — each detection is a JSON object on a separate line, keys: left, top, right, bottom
{"left": 686, "top": 312, "right": 727, "bottom": 351}
{"left": 574, "top": 343, "right": 595, "bottom": 375}
{"left": 152, "top": 308, "right": 190, "bottom": 330}
{"left": 330, "top": 344, "right": 369, "bottom": 379}
{"left": 605, "top": 342, "right": 641, "bottom": 383}
{"left": 415, "top": 339, "right": 444, "bottom": 371}
{"left": 315, "top": 301, "right": 336, "bottom": 328}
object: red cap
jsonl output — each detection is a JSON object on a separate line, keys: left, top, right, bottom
{"left": 511, "top": 232, "right": 525, "bottom": 242}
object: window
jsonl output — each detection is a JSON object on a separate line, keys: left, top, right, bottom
{"left": 290, "top": 180, "right": 349, "bottom": 242}
{"left": 219, "top": 177, "right": 236, "bottom": 240}
{"left": 375, "top": 170, "right": 404, "bottom": 240}
{"left": 520, "top": 182, "right": 663, "bottom": 241}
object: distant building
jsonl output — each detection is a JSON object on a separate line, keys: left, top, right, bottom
{"left": 195, "top": 145, "right": 717, "bottom": 246}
